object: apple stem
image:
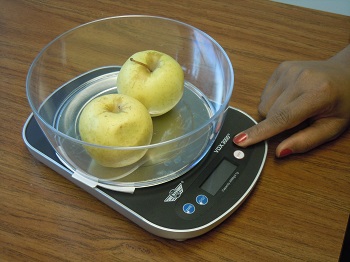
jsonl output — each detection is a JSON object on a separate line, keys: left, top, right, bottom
{"left": 130, "top": 58, "right": 152, "bottom": 72}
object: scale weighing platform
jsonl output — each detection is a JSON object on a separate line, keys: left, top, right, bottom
{"left": 23, "top": 107, "right": 267, "bottom": 241}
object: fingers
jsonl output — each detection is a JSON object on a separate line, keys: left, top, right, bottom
{"left": 232, "top": 111, "right": 289, "bottom": 147}
{"left": 275, "top": 118, "right": 348, "bottom": 157}
{"left": 235, "top": 56, "right": 350, "bottom": 158}
{"left": 233, "top": 93, "right": 319, "bottom": 147}
{"left": 259, "top": 61, "right": 300, "bottom": 117}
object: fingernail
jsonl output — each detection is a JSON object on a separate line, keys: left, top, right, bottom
{"left": 279, "top": 148, "right": 293, "bottom": 158}
{"left": 233, "top": 133, "right": 248, "bottom": 144}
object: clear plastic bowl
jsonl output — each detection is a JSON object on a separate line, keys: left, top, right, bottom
{"left": 26, "top": 16, "right": 234, "bottom": 189}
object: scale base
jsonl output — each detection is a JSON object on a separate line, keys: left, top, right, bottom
{"left": 23, "top": 107, "right": 267, "bottom": 240}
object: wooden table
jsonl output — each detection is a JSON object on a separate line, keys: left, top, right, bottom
{"left": 1, "top": 0, "right": 349, "bottom": 261}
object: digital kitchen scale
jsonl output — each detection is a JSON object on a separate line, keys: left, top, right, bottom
{"left": 23, "top": 106, "right": 267, "bottom": 241}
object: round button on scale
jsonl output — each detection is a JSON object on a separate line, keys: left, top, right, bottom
{"left": 233, "top": 150, "right": 245, "bottom": 159}
{"left": 196, "top": 194, "right": 208, "bottom": 205}
{"left": 183, "top": 203, "right": 195, "bottom": 214}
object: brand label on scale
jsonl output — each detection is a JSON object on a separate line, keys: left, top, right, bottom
{"left": 164, "top": 182, "right": 184, "bottom": 202}
{"left": 213, "top": 133, "right": 231, "bottom": 153}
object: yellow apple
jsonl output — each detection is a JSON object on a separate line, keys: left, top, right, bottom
{"left": 78, "top": 94, "right": 153, "bottom": 167}
{"left": 117, "top": 50, "right": 184, "bottom": 117}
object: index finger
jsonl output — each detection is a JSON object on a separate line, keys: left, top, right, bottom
{"left": 233, "top": 94, "right": 321, "bottom": 147}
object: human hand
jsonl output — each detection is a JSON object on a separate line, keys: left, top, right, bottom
{"left": 233, "top": 45, "right": 350, "bottom": 158}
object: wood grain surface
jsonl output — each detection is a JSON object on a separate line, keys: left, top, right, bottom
{"left": 1, "top": 0, "right": 349, "bottom": 261}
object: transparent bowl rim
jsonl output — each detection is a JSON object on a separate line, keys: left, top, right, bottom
{"left": 26, "top": 15, "right": 234, "bottom": 150}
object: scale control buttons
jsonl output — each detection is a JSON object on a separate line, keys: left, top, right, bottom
{"left": 196, "top": 194, "right": 208, "bottom": 205}
{"left": 182, "top": 195, "right": 209, "bottom": 215}
{"left": 233, "top": 150, "right": 245, "bottom": 159}
{"left": 183, "top": 203, "right": 195, "bottom": 214}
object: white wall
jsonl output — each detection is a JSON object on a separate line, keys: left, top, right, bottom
{"left": 271, "top": 0, "right": 350, "bottom": 16}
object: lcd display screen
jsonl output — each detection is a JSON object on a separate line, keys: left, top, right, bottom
{"left": 201, "top": 159, "right": 238, "bottom": 195}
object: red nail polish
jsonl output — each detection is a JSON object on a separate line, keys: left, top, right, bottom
{"left": 279, "top": 148, "right": 293, "bottom": 158}
{"left": 233, "top": 133, "right": 247, "bottom": 144}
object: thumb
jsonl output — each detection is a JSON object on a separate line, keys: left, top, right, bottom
{"left": 276, "top": 118, "right": 348, "bottom": 157}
